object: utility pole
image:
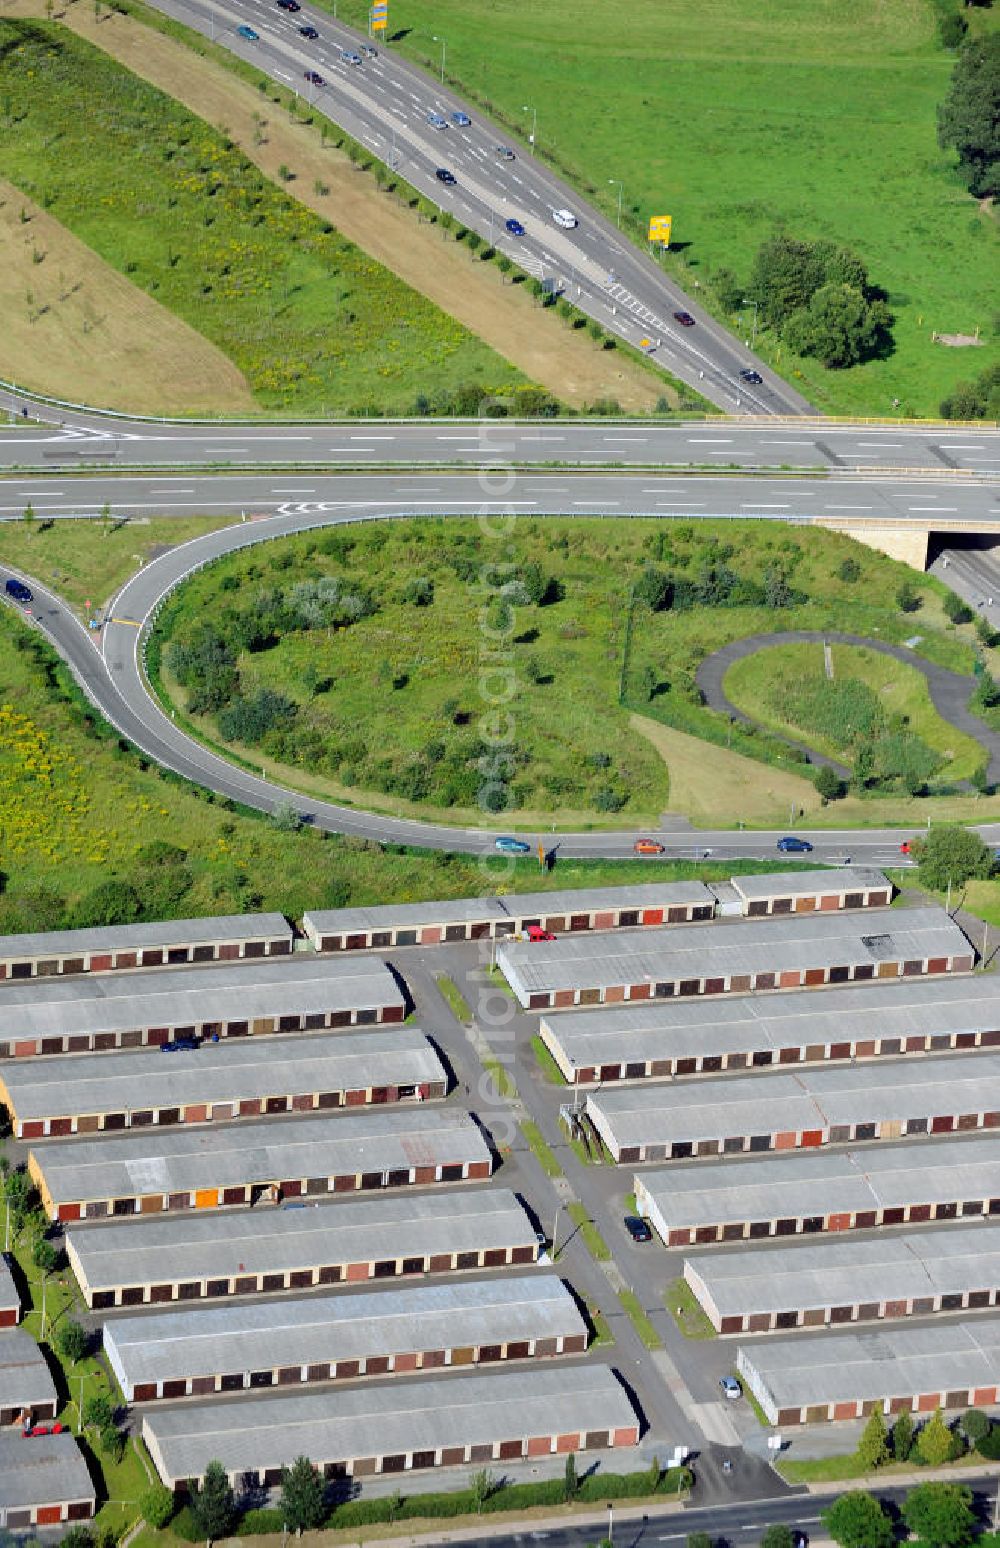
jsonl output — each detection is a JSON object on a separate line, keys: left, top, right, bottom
{"left": 433, "top": 33, "right": 446, "bottom": 82}
{"left": 522, "top": 103, "right": 537, "bottom": 151}
{"left": 607, "top": 1501, "right": 614, "bottom": 1546}
{"left": 608, "top": 178, "right": 623, "bottom": 228}
{"left": 551, "top": 1203, "right": 562, "bottom": 1258}
{"left": 741, "top": 298, "right": 759, "bottom": 349}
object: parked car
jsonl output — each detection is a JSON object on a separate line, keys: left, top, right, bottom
{"left": 451, "top": 110, "right": 471, "bottom": 126}
{"left": 634, "top": 838, "right": 665, "bottom": 856}
{"left": 505, "top": 217, "right": 525, "bottom": 237}
{"left": 237, "top": 23, "right": 259, "bottom": 39}
{"left": 161, "top": 1035, "right": 199, "bottom": 1053}
{"left": 719, "top": 1375, "right": 743, "bottom": 1400}
{"left": 526, "top": 925, "right": 555, "bottom": 942}
{"left": 435, "top": 168, "right": 456, "bottom": 185}
{"left": 496, "top": 144, "right": 516, "bottom": 160}
{"left": 552, "top": 208, "right": 578, "bottom": 229}
{"left": 777, "top": 835, "right": 813, "bottom": 853}
{"left": 495, "top": 836, "right": 530, "bottom": 854}
{"left": 624, "top": 1215, "right": 652, "bottom": 1243}
{"left": 428, "top": 111, "right": 447, "bottom": 129}
{"left": 739, "top": 368, "right": 763, "bottom": 384}
{"left": 5, "top": 577, "right": 32, "bottom": 602}
{"left": 673, "top": 311, "right": 695, "bottom": 326}
{"left": 298, "top": 23, "right": 318, "bottom": 37}
{"left": 304, "top": 70, "right": 325, "bottom": 85}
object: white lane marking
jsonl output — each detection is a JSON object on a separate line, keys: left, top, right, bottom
{"left": 741, "top": 503, "right": 789, "bottom": 509}
{"left": 824, "top": 504, "right": 874, "bottom": 510}
{"left": 603, "top": 436, "right": 649, "bottom": 443}
{"left": 909, "top": 506, "right": 958, "bottom": 512}
{"left": 657, "top": 501, "right": 705, "bottom": 507}
{"left": 687, "top": 437, "right": 732, "bottom": 444}
{"left": 517, "top": 435, "right": 565, "bottom": 442}
{"left": 150, "top": 489, "right": 195, "bottom": 496}
{"left": 572, "top": 500, "right": 620, "bottom": 506}
{"left": 205, "top": 447, "right": 250, "bottom": 453}
{"left": 939, "top": 443, "right": 986, "bottom": 450}
{"left": 271, "top": 488, "right": 317, "bottom": 494}
{"left": 435, "top": 435, "right": 481, "bottom": 441}
{"left": 856, "top": 441, "right": 902, "bottom": 448}
{"left": 349, "top": 434, "right": 395, "bottom": 440}
{"left": 764, "top": 438, "right": 815, "bottom": 446}
{"left": 13, "top": 489, "right": 64, "bottom": 495}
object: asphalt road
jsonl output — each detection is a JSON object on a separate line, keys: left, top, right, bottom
{"left": 111, "top": 0, "right": 808, "bottom": 416}
{"left": 2, "top": 406, "right": 1000, "bottom": 476}
{"left": 6, "top": 473, "right": 1000, "bottom": 857}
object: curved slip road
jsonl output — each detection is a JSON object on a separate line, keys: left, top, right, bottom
{"left": 697, "top": 631, "right": 1000, "bottom": 786}
{"left": 5, "top": 468, "right": 1000, "bottom": 864}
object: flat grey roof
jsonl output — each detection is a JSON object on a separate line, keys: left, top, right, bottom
{"left": 3, "top": 1030, "right": 443, "bottom": 1121}
{"left": 0, "top": 956, "right": 403, "bottom": 1040}
{"left": 541, "top": 975, "right": 1000, "bottom": 1072}
{"left": 687, "top": 1224, "right": 1000, "bottom": 1318}
{"left": 739, "top": 1321, "right": 1000, "bottom": 1411}
{"left": 590, "top": 1050, "right": 1000, "bottom": 1150}
{"left": 498, "top": 906, "right": 968, "bottom": 997}
{"left": 304, "top": 882, "right": 715, "bottom": 936}
{"left": 0, "top": 1328, "right": 57, "bottom": 1410}
{"left": 0, "top": 913, "right": 291, "bottom": 960}
{"left": 142, "top": 1364, "right": 636, "bottom": 1485}
{"left": 729, "top": 868, "right": 889, "bottom": 901}
{"left": 0, "top": 1254, "right": 17, "bottom": 1314}
{"left": 636, "top": 1134, "right": 1000, "bottom": 1231}
{"left": 106, "top": 1275, "right": 581, "bottom": 1391}
{"left": 66, "top": 1189, "right": 536, "bottom": 1292}
{"left": 0, "top": 1431, "right": 95, "bottom": 1511}
{"left": 33, "top": 1109, "right": 490, "bottom": 1206}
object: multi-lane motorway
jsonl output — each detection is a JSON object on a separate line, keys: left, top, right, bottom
{"left": 135, "top": 0, "right": 810, "bottom": 416}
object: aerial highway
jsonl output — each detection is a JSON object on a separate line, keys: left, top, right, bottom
{"left": 138, "top": 0, "right": 811, "bottom": 417}
{"left": 5, "top": 466, "right": 1000, "bottom": 862}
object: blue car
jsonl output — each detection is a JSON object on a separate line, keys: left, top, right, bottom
{"left": 451, "top": 110, "right": 471, "bottom": 126}
{"left": 495, "top": 836, "right": 530, "bottom": 855}
{"left": 236, "top": 24, "right": 259, "bottom": 39}
{"left": 776, "top": 836, "right": 814, "bottom": 854}
{"left": 161, "top": 1035, "right": 199, "bottom": 1053}
{"left": 505, "top": 217, "right": 525, "bottom": 237}
{"left": 4, "top": 577, "right": 32, "bottom": 603}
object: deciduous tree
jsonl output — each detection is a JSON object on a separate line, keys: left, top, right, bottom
{"left": 937, "top": 35, "right": 1000, "bottom": 197}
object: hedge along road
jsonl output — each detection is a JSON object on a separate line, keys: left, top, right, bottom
{"left": 6, "top": 467, "right": 1000, "bottom": 863}
{"left": 697, "top": 631, "right": 1000, "bottom": 786}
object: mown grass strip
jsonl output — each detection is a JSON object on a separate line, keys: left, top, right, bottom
{"left": 435, "top": 973, "right": 472, "bottom": 1024}
{"left": 665, "top": 1276, "right": 716, "bottom": 1340}
{"left": 519, "top": 1117, "right": 562, "bottom": 1178}
{"left": 531, "top": 1032, "right": 566, "bottom": 1084}
{"left": 482, "top": 1056, "right": 516, "bottom": 1100}
{"left": 566, "top": 1200, "right": 611, "bottom": 1261}
{"left": 618, "top": 1287, "right": 663, "bottom": 1350}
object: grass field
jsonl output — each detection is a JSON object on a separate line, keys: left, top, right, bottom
{"left": 327, "top": 0, "right": 999, "bottom": 418}
{"left": 0, "top": 18, "right": 528, "bottom": 415}
{"left": 0, "top": 178, "right": 255, "bottom": 414}
{"left": 665, "top": 1277, "right": 716, "bottom": 1341}
{"left": 723, "top": 640, "right": 986, "bottom": 783}
{"left": 154, "top": 514, "right": 992, "bottom": 825}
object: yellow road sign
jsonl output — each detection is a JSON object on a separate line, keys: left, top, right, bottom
{"left": 648, "top": 214, "right": 672, "bottom": 245}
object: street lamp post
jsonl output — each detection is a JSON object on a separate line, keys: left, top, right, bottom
{"left": 433, "top": 34, "right": 446, "bottom": 83}
{"left": 607, "top": 1501, "right": 614, "bottom": 1546}
{"left": 522, "top": 103, "right": 537, "bottom": 150}
{"left": 741, "top": 298, "right": 759, "bottom": 349}
{"left": 608, "top": 178, "right": 623, "bottom": 228}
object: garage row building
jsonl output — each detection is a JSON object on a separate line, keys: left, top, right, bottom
{"left": 0, "top": 913, "right": 293, "bottom": 981}
{"left": 0, "top": 1253, "right": 19, "bottom": 1327}
{"left": 0, "top": 1329, "right": 58, "bottom": 1427}
{"left": 1, "top": 1029, "right": 446, "bottom": 1138}
{"left": 105, "top": 1275, "right": 586, "bottom": 1402}
{"left": 0, "top": 956, "right": 407, "bottom": 1060}
{"left": 684, "top": 1224, "right": 1000, "bottom": 1334}
{"left": 538, "top": 974, "right": 1000, "bottom": 1085}
{"left": 66, "top": 1189, "right": 541, "bottom": 1309}
{"left": 142, "top": 1364, "right": 640, "bottom": 1490}
{"left": 31, "top": 1108, "right": 494, "bottom": 1222}
{"left": 0, "top": 1432, "right": 96, "bottom": 1529}
{"left": 587, "top": 1051, "right": 1000, "bottom": 1164}
{"left": 634, "top": 1134, "right": 1000, "bottom": 1247}
{"left": 302, "top": 869, "right": 891, "bottom": 952}
{"left": 497, "top": 906, "right": 969, "bottom": 1009}
{"left": 737, "top": 1320, "right": 1000, "bottom": 1425}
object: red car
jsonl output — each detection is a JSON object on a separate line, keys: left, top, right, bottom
{"left": 634, "top": 838, "right": 665, "bottom": 856}
{"left": 526, "top": 925, "right": 556, "bottom": 942}
{"left": 900, "top": 841, "right": 912, "bottom": 855}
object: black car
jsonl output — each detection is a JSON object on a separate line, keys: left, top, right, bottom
{"left": 298, "top": 23, "right": 319, "bottom": 37}
{"left": 276, "top": 0, "right": 300, "bottom": 11}
{"left": 624, "top": 1215, "right": 652, "bottom": 1243}
{"left": 435, "top": 167, "right": 456, "bottom": 185}
{"left": 740, "top": 368, "right": 763, "bottom": 384}
{"left": 5, "top": 577, "right": 32, "bottom": 603}
{"left": 673, "top": 310, "right": 695, "bottom": 326}
{"left": 304, "top": 70, "right": 325, "bottom": 85}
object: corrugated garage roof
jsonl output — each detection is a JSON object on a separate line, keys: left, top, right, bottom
{"left": 2, "top": 1030, "right": 444, "bottom": 1122}
{"left": 0, "top": 956, "right": 403, "bottom": 1040}
{"left": 636, "top": 1134, "right": 1000, "bottom": 1232}
{"left": 541, "top": 975, "right": 1000, "bottom": 1075}
{"left": 33, "top": 1109, "right": 491, "bottom": 1207}
{"left": 66, "top": 1189, "right": 537, "bottom": 1293}
{"left": 0, "top": 1431, "right": 96, "bottom": 1513}
{"left": 497, "top": 906, "right": 968, "bottom": 998}
{"left": 738, "top": 1320, "right": 1000, "bottom": 1414}
{"left": 589, "top": 1051, "right": 1000, "bottom": 1151}
{"left": 0, "top": 1329, "right": 58, "bottom": 1411}
{"left": 728, "top": 868, "right": 889, "bottom": 901}
{"left": 0, "top": 1255, "right": 18, "bottom": 1316}
{"left": 686, "top": 1224, "right": 1000, "bottom": 1319}
{"left": 0, "top": 914, "right": 291, "bottom": 959}
{"left": 106, "top": 1276, "right": 582, "bottom": 1394}
{"left": 142, "top": 1364, "right": 637, "bottom": 1486}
